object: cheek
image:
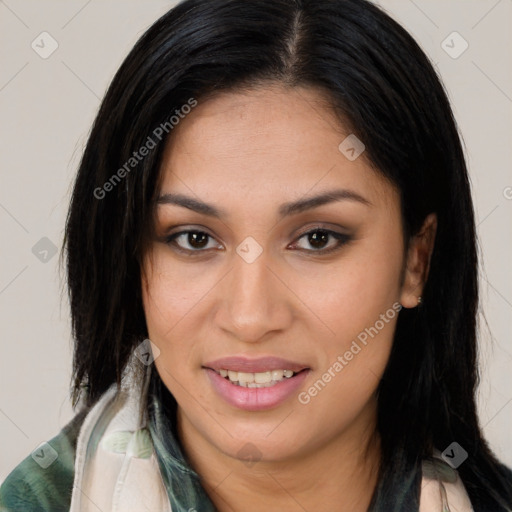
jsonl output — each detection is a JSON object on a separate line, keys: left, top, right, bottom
{"left": 296, "top": 298, "right": 398, "bottom": 441}
{"left": 294, "top": 231, "right": 404, "bottom": 345}
{"left": 292, "top": 227, "right": 403, "bottom": 410}
{"left": 141, "top": 247, "right": 217, "bottom": 335}
{"left": 141, "top": 249, "right": 205, "bottom": 379}
{"left": 141, "top": 257, "right": 205, "bottom": 409}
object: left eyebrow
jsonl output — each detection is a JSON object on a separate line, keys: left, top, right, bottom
{"left": 156, "top": 188, "right": 371, "bottom": 220}
{"left": 277, "top": 189, "right": 371, "bottom": 217}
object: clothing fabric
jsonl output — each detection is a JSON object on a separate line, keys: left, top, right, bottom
{"left": 0, "top": 352, "right": 503, "bottom": 511}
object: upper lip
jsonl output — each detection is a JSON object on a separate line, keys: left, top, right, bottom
{"left": 203, "top": 356, "right": 310, "bottom": 373}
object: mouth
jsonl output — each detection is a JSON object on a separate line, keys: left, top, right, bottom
{"left": 203, "top": 356, "right": 310, "bottom": 411}
{"left": 211, "top": 368, "right": 307, "bottom": 388}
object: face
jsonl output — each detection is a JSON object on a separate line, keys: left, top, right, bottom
{"left": 141, "top": 85, "right": 419, "bottom": 465}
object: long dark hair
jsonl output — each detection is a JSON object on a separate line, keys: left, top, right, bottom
{"left": 61, "top": 0, "right": 512, "bottom": 509}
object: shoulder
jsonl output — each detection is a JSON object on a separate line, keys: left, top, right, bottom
{"left": 0, "top": 407, "right": 89, "bottom": 512}
{"left": 421, "top": 455, "right": 512, "bottom": 512}
{"left": 421, "top": 456, "right": 474, "bottom": 511}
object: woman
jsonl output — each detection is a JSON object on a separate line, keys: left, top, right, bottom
{"left": 1, "top": 0, "right": 511, "bottom": 510}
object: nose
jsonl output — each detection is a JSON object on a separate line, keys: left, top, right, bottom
{"left": 214, "top": 243, "right": 293, "bottom": 344}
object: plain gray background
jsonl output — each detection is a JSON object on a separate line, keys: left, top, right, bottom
{"left": 1, "top": 0, "right": 511, "bottom": 482}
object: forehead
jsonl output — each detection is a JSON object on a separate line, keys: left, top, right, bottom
{"left": 164, "top": 85, "right": 341, "bottom": 159}
{"left": 158, "top": 85, "right": 398, "bottom": 211}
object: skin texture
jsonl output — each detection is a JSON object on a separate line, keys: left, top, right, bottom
{"left": 141, "top": 84, "right": 437, "bottom": 511}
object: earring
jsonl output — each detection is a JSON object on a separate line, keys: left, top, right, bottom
{"left": 417, "top": 296, "right": 422, "bottom": 306}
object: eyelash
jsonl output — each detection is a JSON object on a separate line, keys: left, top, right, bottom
{"left": 164, "top": 226, "right": 351, "bottom": 256}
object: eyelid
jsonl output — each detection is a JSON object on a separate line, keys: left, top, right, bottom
{"left": 289, "top": 225, "right": 352, "bottom": 254}
{"left": 293, "top": 222, "right": 350, "bottom": 239}
{"left": 164, "top": 227, "right": 223, "bottom": 254}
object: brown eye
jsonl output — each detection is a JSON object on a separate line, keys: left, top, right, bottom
{"left": 165, "top": 230, "right": 222, "bottom": 253}
{"left": 292, "top": 228, "right": 351, "bottom": 254}
{"left": 306, "top": 230, "right": 330, "bottom": 249}
{"left": 185, "top": 231, "right": 209, "bottom": 249}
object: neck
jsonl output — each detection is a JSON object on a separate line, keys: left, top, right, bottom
{"left": 176, "top": 400, "right": 381, "bottom": 512}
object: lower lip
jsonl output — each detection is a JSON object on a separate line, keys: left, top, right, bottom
{"left": 205, "top": 368, "right": 309, "bottom": 411}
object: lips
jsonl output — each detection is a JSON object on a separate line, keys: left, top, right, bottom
{"left": 203, "top": 356, "right": 309, "bottom": 374}
{"left": 203, "top": 356, "right": 310, "bottom": 411}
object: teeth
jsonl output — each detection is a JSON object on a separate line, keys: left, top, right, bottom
{"left": 254, "top": 371, "right": 272, "bottom": 384}
{"left": 272, "top": 369, "right": 284, "bottom": 381}
{"left": 237, "top": 372, "right": 254, "bottom": 384}
{"left": 216, "top": 369, "right": 298, "bottom": 387}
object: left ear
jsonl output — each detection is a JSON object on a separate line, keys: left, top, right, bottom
{"left": 400, "top": 213, "right": 437, "bottom": 308}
